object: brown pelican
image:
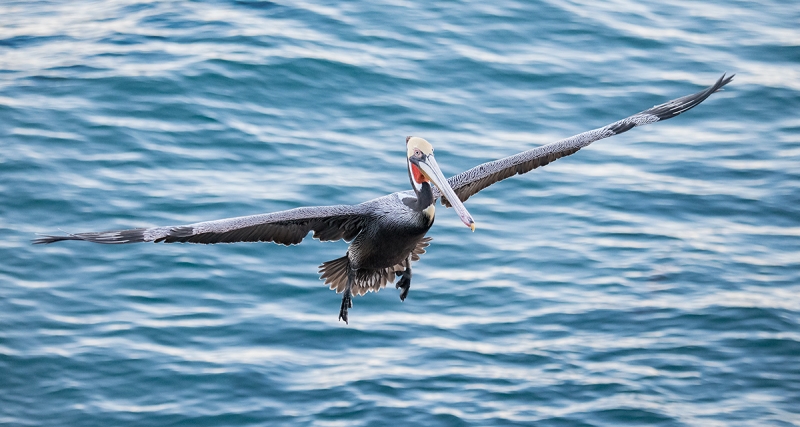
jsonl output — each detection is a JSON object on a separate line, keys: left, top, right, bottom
{"left": 34, "top": 74, "right": 733, "bottom": 323}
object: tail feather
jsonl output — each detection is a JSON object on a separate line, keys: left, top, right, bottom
{"left": 318, "top": 237, "right": 433, "bottom": 296}
{"left": 319, "top": 255, "right": 351, "bottom": 293}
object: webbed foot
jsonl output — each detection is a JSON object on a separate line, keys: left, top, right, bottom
{"left": 396, "top": 269, "right": 412, "bottom": 302}
{"left": 338, "top": 292, "right": 353, "bottom": 324}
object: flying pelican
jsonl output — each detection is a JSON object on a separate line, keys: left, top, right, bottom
{"left": 35, "top": 74, "right": 733, "bottom": 323}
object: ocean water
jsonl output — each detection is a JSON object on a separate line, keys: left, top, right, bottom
{"left": 1, "top": 0, "right": 799, "bottom": 425}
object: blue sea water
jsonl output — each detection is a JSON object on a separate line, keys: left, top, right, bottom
{"left": 2, "top": 0, "right": 799, "bottom": 425}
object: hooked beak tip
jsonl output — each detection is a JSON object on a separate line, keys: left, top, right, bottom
{"left": 469, "top": 222, "right": 476, "bottom": 232}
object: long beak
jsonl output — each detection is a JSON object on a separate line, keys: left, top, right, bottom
{"left": 417, "top": 154, "right": 476, "bottom": 231}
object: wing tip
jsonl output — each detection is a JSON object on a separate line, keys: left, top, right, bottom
{"left": 639, "top": 72, "right": 734, "bottom": 122}
{"left": 32, "top": 234, "right": 78, "bottom": 245}
{"left": 715, "top": 72, "right": 735, "bottom": 92}
{"left": 32, "top": 228, "right": 148, "bottom": 245}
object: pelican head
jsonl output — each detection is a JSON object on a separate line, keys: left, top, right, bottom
{"left": 406, "top": 136, "right": 476, "bottom": 231}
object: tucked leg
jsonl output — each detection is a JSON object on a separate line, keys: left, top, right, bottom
{"left": 338, "top": 269, "right": 355, "bottom": 324}
{"left": 395, "top": 257, "right": 412, "bottom": 301}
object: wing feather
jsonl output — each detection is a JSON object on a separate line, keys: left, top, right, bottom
{"left": 33, "top": 204, "right": 375, "bottom": 246}
{"left": 437, "top": 74, "right": 734, "bottom": 206}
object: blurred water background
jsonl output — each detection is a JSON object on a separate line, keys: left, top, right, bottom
{"left": 1, "top": 1, "right": 799, "bottom": 425}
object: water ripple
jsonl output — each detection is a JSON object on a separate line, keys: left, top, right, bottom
{"left": 2, "top": 0, "right": 799, "bottom": 426}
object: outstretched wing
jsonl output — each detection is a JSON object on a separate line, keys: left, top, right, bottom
{"left": 436, "top": 74, "right": 734, "bottom": 207}
{"left": 33, "top": 204, "right": 375, "bottom": 246}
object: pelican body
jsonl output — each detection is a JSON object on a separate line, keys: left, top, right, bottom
{"left": 35, "top": 74, "right": 733, "bottom": 323}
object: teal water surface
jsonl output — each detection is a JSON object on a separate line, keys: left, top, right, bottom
{"left": 2, "top": 1, "right": 799, "bottom": 426}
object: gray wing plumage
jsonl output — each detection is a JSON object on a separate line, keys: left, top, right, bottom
{"left": 33, "top": 204, "right": 376, "bottom": 246}
{"left": 436, "top": 73, "right": 734, "bottom": 207}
